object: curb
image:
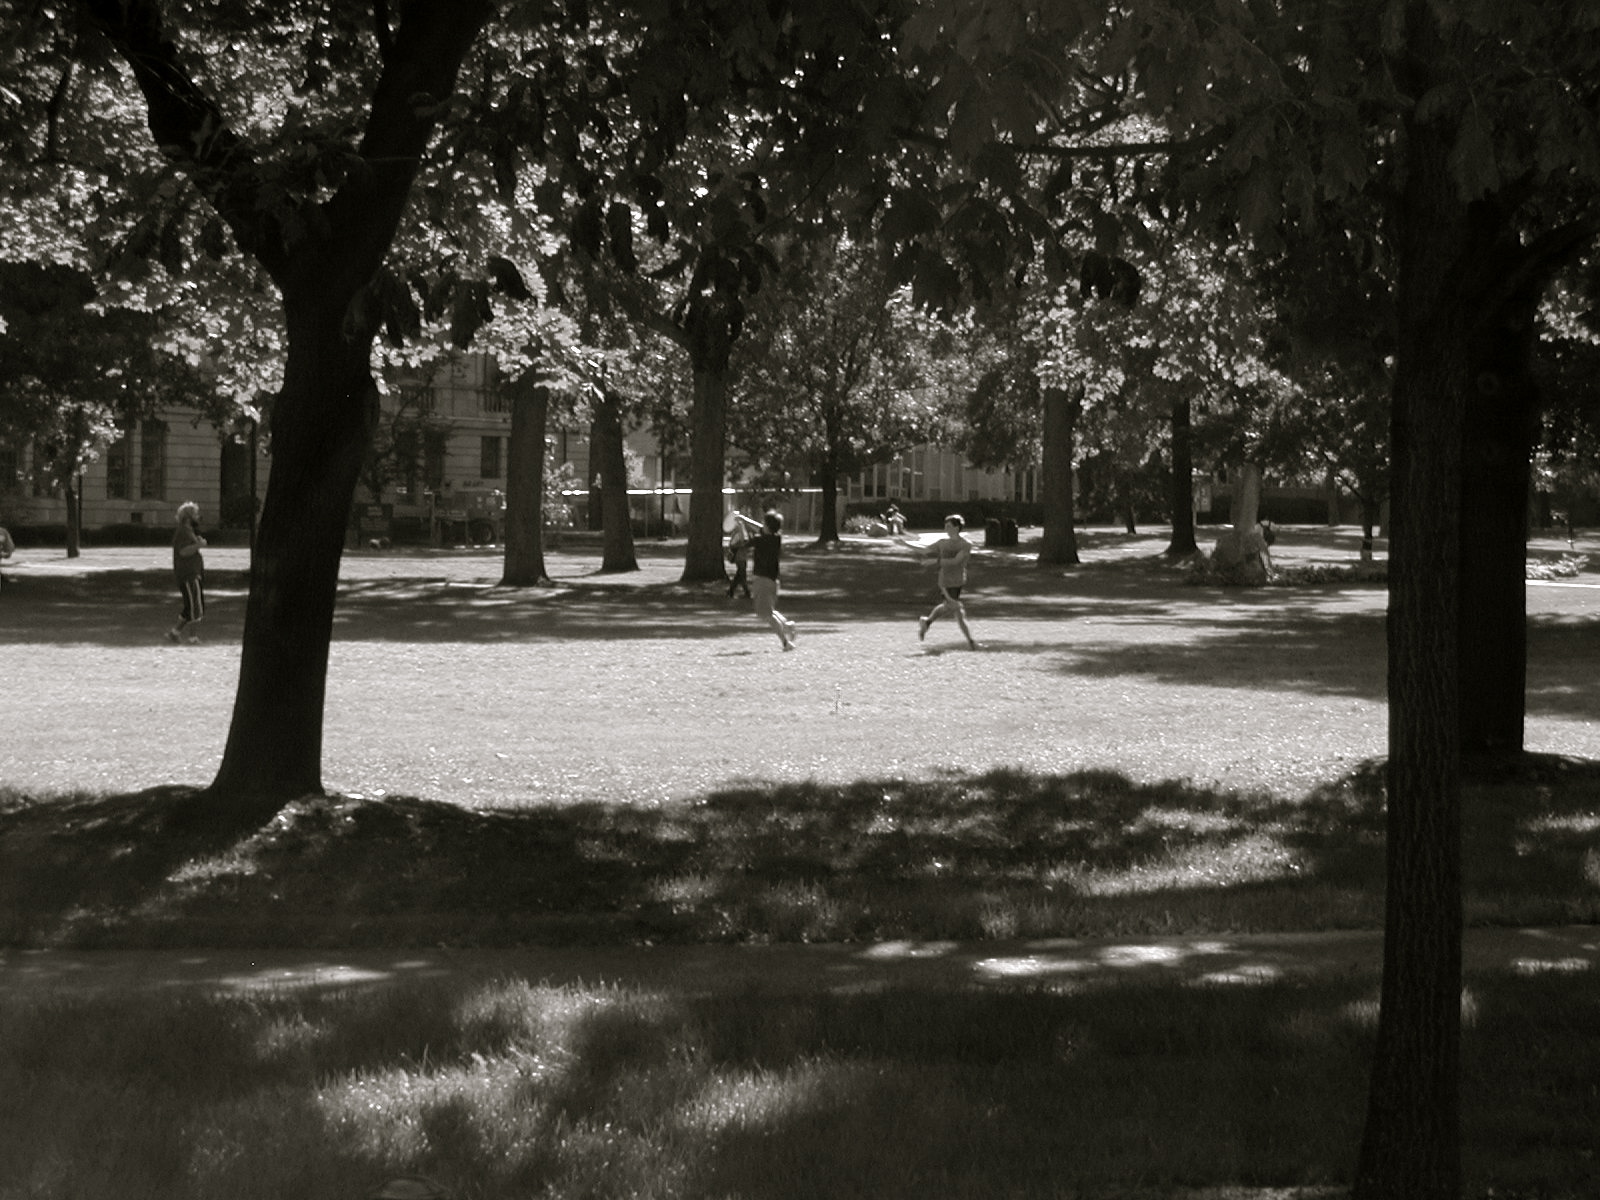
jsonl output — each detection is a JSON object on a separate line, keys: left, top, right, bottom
{"left": 2, "top": 927, "right": 1595, "bottom": 1000}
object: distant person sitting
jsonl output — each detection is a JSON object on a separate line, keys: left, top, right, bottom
{"left": 884, "top": 504, "right": 905, "bottom": 535}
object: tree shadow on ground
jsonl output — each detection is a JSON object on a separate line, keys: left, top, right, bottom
{"left": 1053, "top": 607, "right": 1389, "bottom": 699}
{"left": 5, "top": 756, "right": 1598, "bottom": 950}
{"left": 0, "top": 550, "right": 1394, "bottom": 648}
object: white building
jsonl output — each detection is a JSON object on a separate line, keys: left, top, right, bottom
{"left": 1, "top": 352, "right": 1036, "bottom": 540}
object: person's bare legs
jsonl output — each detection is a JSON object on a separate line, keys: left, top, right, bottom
{"left": 752, "top": 577, "right": 794, "bottom": 649}
{"left": 950, "top": 598, "right": 977, "bottom": 648}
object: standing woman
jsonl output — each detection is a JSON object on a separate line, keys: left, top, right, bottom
{"left": 167, "top": 500, "right": 207, "bottom": 644}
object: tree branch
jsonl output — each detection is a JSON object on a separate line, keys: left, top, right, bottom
{"left": 77, "top": 0, "right": 286, "bottom": 273}
{"left": 43, "top": 57, "right": 75, "bottom": 162}
{"left": 373, "top": 0, "right": 394, "bottom": 62}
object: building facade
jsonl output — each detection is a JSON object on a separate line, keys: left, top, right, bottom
{"left": 0, "top": 410, "right": 258, "bottom": 536}
{"left": 1, "top": 351, "right": 1037, "bottom": 540}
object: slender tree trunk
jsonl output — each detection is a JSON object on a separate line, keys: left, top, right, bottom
{"left": 1360, "top": 495, "right": 1381, "bottom": 562}
{"left": 1457, "top": 290, "right": 1539, "bottom": 761}
{"left": 212, "top": 305, "right": 375, "bottom": 802}
{"left": 501, "top": 379, "right": 551, "bottom": 586}
{"left": 1166, "top": 396, "right": 1198, "bottom": 556}
{"left": 1354, "top": 27, "right": 1468, "bottom": 1194}
{"left": 1038, "top": 384, "right": 1081, "bottom": 565}
{"left": 64, "top": 479, "right": 81, "bottom": 558}
{"left": 594, "top": 388, "right": 638, "bottom": 572}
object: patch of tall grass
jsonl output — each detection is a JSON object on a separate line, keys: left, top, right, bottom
{"left": 3, "top": 968, "right": 1594, "bottom": 1199}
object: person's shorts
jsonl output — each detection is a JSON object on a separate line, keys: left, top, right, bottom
{"left": 939, "top": 585, "right": 963, "bottom": 600}
{"left": 751, "top": 574, "right": 779, "bottom": 614}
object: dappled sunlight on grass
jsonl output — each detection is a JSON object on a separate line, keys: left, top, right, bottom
{"left": 1069, "top": 831, "right": 1304, "bottom": 896}
{"left": 5, "top": 967, "right": 1595, "bottom": 1198}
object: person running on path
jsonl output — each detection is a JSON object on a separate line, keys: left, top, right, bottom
{"left": 167, "top": 500, "right": 207, "bottom": 644}
{"left": 902, "top": 514, "right": 979, "bottom": 649}
{"left": 734, "top": 509, "right": 797, "bottom": 650}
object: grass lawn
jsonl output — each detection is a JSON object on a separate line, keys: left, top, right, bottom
{"left": 2, "top": 525, "right": 1597, "bottom": 1198}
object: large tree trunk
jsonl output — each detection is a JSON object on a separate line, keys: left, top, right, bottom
{"left": 501, "top": 379, "right": 552, "bottom": 586}
{"left": 815, "top": 412, "right": 843, "bottom": 546}
{"left": 816, "top": 466, "right": 841, "bottom": 545}
{"left": 593, "top": 388, "right": 638, "bottom": 573}
{"left": 1166, "top": 396, "right": 1198, "bottom": 556}
{"left": 1457, "top": 290, "right": 1539, "bottom": 761}
{"left": 1354, "top": 29, "right": 1468, "bottom": 1196}
{"left": 94, "top": 0, "right": 497, "bottom": 811}
{"left": 212, "top": 309, "right": 376, "bottom": 801}
{"left": 1038, "top": 384, "right": 1080, "bottom": 565}
{"left": 681, "top": 297, "right": 737, "bottom": 584}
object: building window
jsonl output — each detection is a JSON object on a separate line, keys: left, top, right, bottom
{"left": 106, "top": 426, "right": 131, "bottom": 499}
{"left": 480, "top": 435, "right": 502, "bottom": 480}
{"left": 399, "top": 384, "right": 436, "bottom": 416}
{"left": 140, "top": 419, "right": 167, "bottom": 500}
{"left": 480, "top": 361, "right": 510, "bottom": 414}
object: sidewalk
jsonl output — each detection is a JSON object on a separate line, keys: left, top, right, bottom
{"left": 2, "top": 927, "right": 1595, "bottom": 999}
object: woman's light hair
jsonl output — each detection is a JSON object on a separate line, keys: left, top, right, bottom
{"left": 176, "top": 501, "right": 200, "bottom": 524}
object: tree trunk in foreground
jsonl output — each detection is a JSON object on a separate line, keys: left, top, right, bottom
{"left": 502, "top": 380, "right": 552, "bottom": 586}
{"left": 1038, "top": 384, "right": 1081, "bottom": 565}
{"left": 1457, "top": 286, "right": 1540, "bottom": 760}
{"left": 192, "top": 0, "right": 494, "bottom": 805}
{"left": 594, "top": 388, "right": 638, "bottom": 573}
{"left": 1354, "top": 27, "right": 1466, "bottom": 1195}
{"left": 213, "top": 312, "right": 378, "bottom": 799}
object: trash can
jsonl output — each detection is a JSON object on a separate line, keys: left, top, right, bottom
{"left": 984, "top": 518, "right": 1002, "bottom": 547}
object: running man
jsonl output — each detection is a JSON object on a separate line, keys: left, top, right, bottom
{"left": 167, "top": 500, "right": 207, "bottom": 644}
{"left": 903, "top": 514, "right": 979, "bottom": 649}
{"left": 734, "top": 509, "right": 797, "bottom": 651}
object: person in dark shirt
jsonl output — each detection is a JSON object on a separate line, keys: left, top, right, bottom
{"left": 734, "top": 509, "right": 797, "bottom": 651}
